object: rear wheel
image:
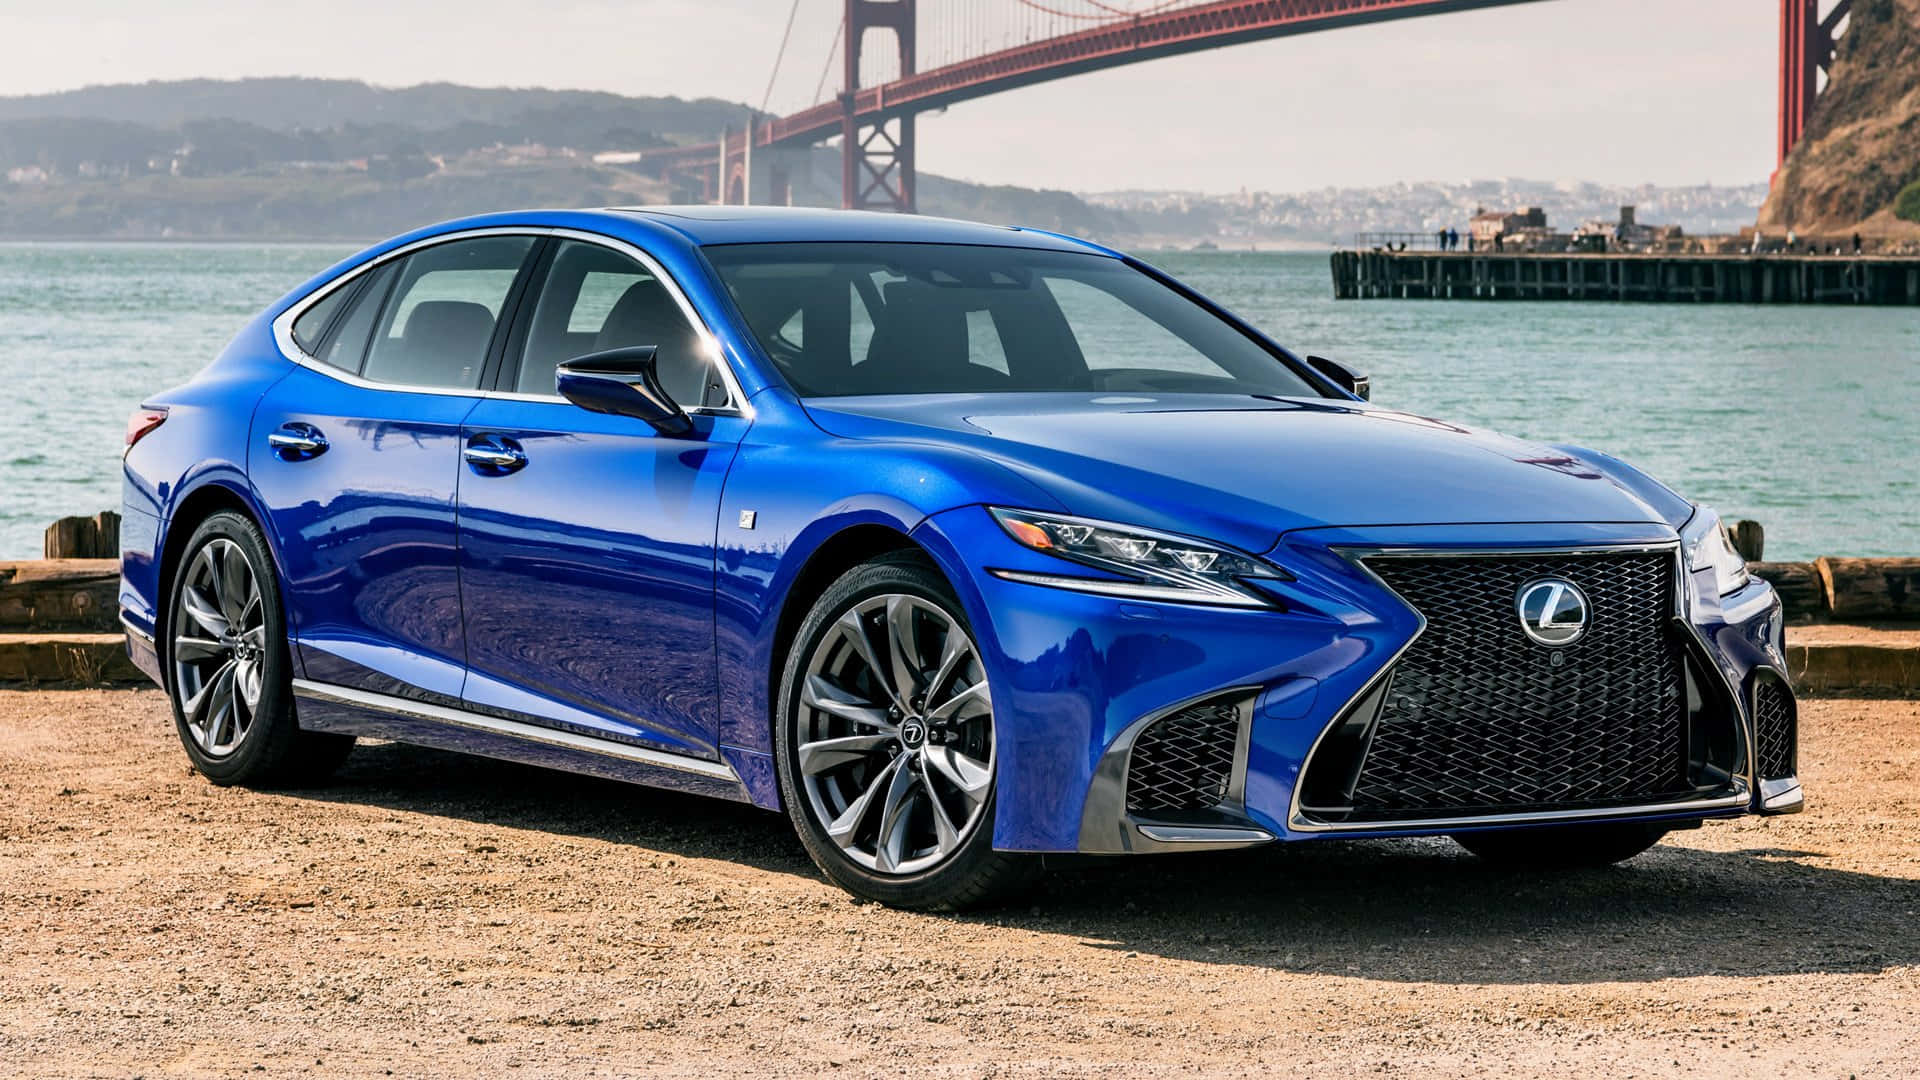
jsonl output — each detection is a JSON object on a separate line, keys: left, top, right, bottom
{"left": 165, "top": 511, "right": 353, "bottom": 787}
{"left": 774, "top": 552, "right": 1037, "bottom": 910}
{"left": 1451, "top": 821, "right": 1669, "bottom": 868}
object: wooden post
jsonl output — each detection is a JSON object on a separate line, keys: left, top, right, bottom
{"left": 1730, "top": 519, "right": 1765, "bottom": 561}
{"left": 43, "top": 512, "right": 120, "bottom": 559}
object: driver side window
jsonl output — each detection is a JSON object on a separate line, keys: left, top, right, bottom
{"left": 514, "top": 239, "right": 723, "bottom": 407}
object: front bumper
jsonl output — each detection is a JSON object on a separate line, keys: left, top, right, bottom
{"left": 915, "top": 509, "right": 1797, "bottom": 854}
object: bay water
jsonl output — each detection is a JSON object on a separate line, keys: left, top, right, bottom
{"left": 1, "top": 242, "right": 1914, "bottom": 561}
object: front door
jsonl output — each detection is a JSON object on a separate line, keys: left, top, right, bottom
{"left": 456, "top": 237, "right": 746, "bottom": 759}
{"left": 252, "top": 233, "right": 538, "bottom": 701}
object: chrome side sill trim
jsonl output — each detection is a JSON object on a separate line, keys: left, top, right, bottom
{"left": 1136, "top": 824, "right": 1275, "bottom": 846}
{"left": 291, "top": 679, "right": 738, "bottom": 781}
{"left": 119, "top": 613, "right": 155, "bottom": 644}
{"left": 1290, "top": 788, "right": 1750, "bottom": 834}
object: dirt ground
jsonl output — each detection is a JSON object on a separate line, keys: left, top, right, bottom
{"left": 1, "top": 689, "right": 1915, "bottom": 1078}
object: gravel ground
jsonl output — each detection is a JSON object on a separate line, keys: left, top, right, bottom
{"left": 1, "top": 688, "right": 1916, "bottom": 1078}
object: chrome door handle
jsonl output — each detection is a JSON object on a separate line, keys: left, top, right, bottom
{"left": 463, "top": 436, "right": 527, "bottom": 474}
{"left": 267, "top": 423, "right": 327, "bottom": 459}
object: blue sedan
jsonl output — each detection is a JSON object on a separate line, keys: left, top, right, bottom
{"left": 118, "top": 207, "right": 1801, "bottom": 909}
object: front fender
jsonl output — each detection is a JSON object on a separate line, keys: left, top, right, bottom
{"left": 711, "top": 401, "right": 1069, "bottom": 798}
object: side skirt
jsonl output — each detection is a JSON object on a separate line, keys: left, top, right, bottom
{"left": 291, "top": 679, "right": 751, "bottom": 804}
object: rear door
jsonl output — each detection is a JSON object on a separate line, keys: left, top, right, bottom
{"left": 253, "top": 233, "right": 540, "bottom": 701}
{"left": 455, "top": 235, "right": 747, "bottom": 759}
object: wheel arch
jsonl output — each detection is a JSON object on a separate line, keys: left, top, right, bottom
{"left": 765, "top": 521, "right": 927, "bottom": 732}
{"left": 155, "top": 479, "right": 284, "bottom": 677}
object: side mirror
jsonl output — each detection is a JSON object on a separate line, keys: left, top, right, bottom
{"left": 1306, "top": 355, "right": 1370, "bottom": 401}
{"left": 556, "top": 346, "right": 693, "bottom": 436}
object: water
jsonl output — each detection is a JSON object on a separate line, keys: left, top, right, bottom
{"left": 1, "top": 243, "right": 1915, "bottom": 561}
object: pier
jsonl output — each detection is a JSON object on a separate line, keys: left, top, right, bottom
{"left": 1330, "top": 250, "right": 1920, "bottom": 304}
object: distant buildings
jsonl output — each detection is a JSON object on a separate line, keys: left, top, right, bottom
{"left": 1462, "top": 204, "right": 1686, "bottom": 253}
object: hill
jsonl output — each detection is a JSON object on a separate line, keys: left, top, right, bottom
{"left": 1758, "top": 0, "right": 1920, "bottom": 241}
{"left": 0, "top": 78, "right": 1132, "bottom": 240}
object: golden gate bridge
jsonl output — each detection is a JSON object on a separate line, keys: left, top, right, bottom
{"left": 645, "top": 0, "right": 1855, "bottom": 212}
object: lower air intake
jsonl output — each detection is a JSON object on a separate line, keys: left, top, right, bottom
{"left": 1753, "top": 674, "right": 1797, "bottom": 781}
{"left": 1125, "top": 700, "right": 1240, "bottom": 813}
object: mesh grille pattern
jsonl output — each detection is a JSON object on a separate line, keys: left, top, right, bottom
{"left": 1754, "top": 676, "right": 1797, "bottom": 780}
{"left": 1347, "top": 551, "right": 1692, "bottom": 817}
{"left": 1126, "top": 702, "right": 1239, "bottom": 812}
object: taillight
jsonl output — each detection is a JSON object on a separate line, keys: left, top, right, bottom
{"left": 125, "top": 407, "right": 168, "bottom": 450}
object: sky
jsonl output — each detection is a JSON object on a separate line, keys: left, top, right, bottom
{"left": 0, "top": 0, "right": 1780, "bottom": 193}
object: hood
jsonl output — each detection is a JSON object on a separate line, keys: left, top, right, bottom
{"left": 803, "top": 393, "right": 1689, "bottom": 555}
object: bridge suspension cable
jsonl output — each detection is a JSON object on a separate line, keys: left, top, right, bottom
{"left": 758, "top": 0, "right": 806, "bottom": 113}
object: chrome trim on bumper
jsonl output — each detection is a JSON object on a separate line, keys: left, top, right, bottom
{"left": 1293, "top": 789, "right": 1751, "bottom": 834}
{"left": 291, "top": 679, "right": 739, "bottom": 782}
{"left": 1759, "top": 778, "right": 1804, "bottom": 814}
{"left": 119, "top": 613, "right": 155, "bottom": 644}
{"left": 1135, "top": 824, "right": 1276, "bottom": 848}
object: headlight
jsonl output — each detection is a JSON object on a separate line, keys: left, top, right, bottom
{"left": 987, "top": 507, "right": 1286, "bottom": 608}
{"left": 1682, "top": 506, "right": 1751, "bottom": 597}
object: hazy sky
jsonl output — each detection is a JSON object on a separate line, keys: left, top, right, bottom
{"left": 2, "top": 0, "right": 1779, "bottom": 192}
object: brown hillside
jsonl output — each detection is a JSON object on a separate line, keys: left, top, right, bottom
{"left": 1758, "top": 0, "right": 1920, "bottom": 239}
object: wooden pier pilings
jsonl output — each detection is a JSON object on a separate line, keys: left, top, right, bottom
{"left": 1330, "top": 250, "right": 1920, "bottom": 304}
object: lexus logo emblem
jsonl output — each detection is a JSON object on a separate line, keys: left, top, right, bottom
{"left": 1516, "top": 578, "right": 1589, "bottom": 646}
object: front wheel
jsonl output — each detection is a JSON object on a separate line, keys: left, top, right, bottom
{"left": 1451, "top": 821, "right": 1670, "bottom": 868}
{"left": 774, "top": 552, "right": 1037, "bottom": 910}
{"left": 165, "top": 511, "right": 353, "bottom": 787}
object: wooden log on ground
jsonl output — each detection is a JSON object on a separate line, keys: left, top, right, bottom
{"left": 1816, "top": 557, "right": 1920, "bottom": 620}
{"left": 43, "top": 511, "right": 121, "bottom": 559}
{"left": 0, "top": 559, "right": 122, "bottom": 631}
{"left": 1751, "top": 561, "right": 1824, "bottom": 619}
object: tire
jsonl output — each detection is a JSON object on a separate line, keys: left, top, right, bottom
{"left": 164, "top": 510, "right": 353, "bottom": 787}
{"left": 1451, "top": 821, "right": 1669, "bottom": 868}
{"left": 774, "top": 551, "right": 1038, "bottom": 910}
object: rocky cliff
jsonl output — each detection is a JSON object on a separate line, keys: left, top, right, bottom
{"left": 1759, "top": 0, "right": 1920, "bottom": 239}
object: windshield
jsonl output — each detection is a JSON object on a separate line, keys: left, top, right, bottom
{"left": 703, "top": 242, "right": 1320, "bottom": 398}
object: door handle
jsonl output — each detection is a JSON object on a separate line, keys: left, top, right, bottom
{"left": 463, "top": 435, "right": 527, "bottom": 475}
{"left": 267, "top": 422, "right": 328, "bottom": 459}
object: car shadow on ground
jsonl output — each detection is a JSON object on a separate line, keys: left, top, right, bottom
{"left": 292, "top": 739, "right": 1920, "bottom": 986}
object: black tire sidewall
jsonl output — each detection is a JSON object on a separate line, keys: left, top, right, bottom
{"left": 774, "top": 553, "right": 1011, "bottom": 907}
{"left": 165, "top": 511, "right": 298, "bottom": 784}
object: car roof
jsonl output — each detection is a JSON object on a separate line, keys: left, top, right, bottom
{"left": 598, "top": 205, "right": 1119, "bottom": 255}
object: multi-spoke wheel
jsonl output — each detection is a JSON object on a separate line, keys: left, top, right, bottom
{"left": 172, "top": 536, "right": 268, "bottom": 757}
{"left": 776, "top": 552, "right": 1037, "bottom": 909}
{"left": 164, "top": 512, "right": 353, "bottom": 787}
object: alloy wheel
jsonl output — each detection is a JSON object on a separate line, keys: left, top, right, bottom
{"left": 796, "top": 593, "right": 994, "bottom": 875}
{"left": 170, "top": 537, "right": 268, "bottom": 758}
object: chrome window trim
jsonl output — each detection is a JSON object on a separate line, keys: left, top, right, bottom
{"left": 267, "top": 225, "right": 751, "bottom": 417}
{"left": 1285, "top": 540, "right": 1754, "bottom": 834}
{"left": 291, "top": 678, "right": 740, "bottom": 781}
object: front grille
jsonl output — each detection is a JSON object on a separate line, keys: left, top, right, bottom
{"left": 1126, "top": 701, "right": 1240, "bottom": 812}
{"left": 1338, "top": 550, "right": 1694, "bottom": 819}
{"left": 1753, "top": 675, "right": 1797, "bottom": 780}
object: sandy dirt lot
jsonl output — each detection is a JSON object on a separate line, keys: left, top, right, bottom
{"left": 1, "top": 688, "right": 1915, "bottom": 1078}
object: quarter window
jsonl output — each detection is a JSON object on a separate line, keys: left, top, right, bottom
{"left": 291, "top": 279, "right": 355, "bottom": 353}
{"left": 360, "top": 236, "right": 535, "bottom": 390}
{"left": 310, "top": 263, "right": 396, "bottom": 374}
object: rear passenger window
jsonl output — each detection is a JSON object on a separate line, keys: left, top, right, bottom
{"left": 361, "top": 236, "right": 535, "bottom": 390}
